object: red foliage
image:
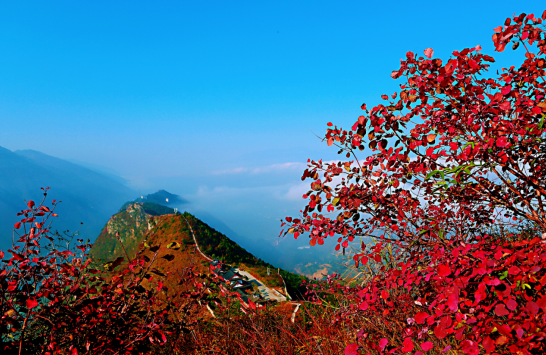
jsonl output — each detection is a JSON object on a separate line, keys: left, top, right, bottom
{"left": 283, "top": 10, "right": 546, "bottom": 354}
{"left": 0, "top": 189, "right": 208, "bottom": 354}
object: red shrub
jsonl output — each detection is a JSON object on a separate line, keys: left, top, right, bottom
{"left": 284, "top": 10, "right": 546, "bottom": 354}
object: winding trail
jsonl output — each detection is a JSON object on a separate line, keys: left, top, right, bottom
{"left": 179, "top": 213, "right": 287, "bottom": 302}
{"left": 181, "top": 214, "right": 212, "bottom": 262}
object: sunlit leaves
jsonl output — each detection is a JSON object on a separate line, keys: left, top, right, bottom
{"left": 424, "top": 48, "right": 434, "bottom": 59}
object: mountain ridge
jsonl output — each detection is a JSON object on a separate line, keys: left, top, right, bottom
{"left": 89, "top": 201, "right": 307, "bottom": 298}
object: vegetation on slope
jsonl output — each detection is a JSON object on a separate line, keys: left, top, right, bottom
{"left": 89, "top": 202, "right": 307, "bottom": 296}
{"left": 89, "top": 202, "right": 155, "bottom": 263}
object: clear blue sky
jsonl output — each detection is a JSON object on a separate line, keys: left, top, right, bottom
{"left": 1, "top": 1, "right": 543, "bottom": 256}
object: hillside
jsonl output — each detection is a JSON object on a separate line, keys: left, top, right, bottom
{"left": 0, "top": 146, "right": 135, "bottom": 252}
{"left": 89, "top": 202, "right": 307, "bottom": 298}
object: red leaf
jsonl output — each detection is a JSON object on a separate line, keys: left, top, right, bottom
{"left": 327, "top": 137, "right": 334, "bottom": 146}
{"left": 447, "top": 292, "right": 459, "bottom": 312}
{"left": 27, "top": 200, "right": 35, "bottom": 208}
{"left": 402, "top": 337, "right": 414, "bottom": 352}
{"left": 359, "top": 301, "right": 369, "bottom": 311}
{"left": 501, "top": 86, "right": 511, "bottom": 95}
{"left": 438, "top": 265, "right": 451, "bottom": 277}
{"left": 415, "top": 311, "right": 428, "bottom": 324}
{"left": 434, "top": 324, "right": 448, "bottom": 339}
{"left": 14, "top": 222, "right": 21, "bottom": 230}
{"left": 505, "top": 299, "right": 518, "bottom": 311}
{"left": 495, "top": 42, "right": 506, "bottom": 52}
{"left": 421, "top": 341, "right": 433, "bottom": 351}
{"left": 352, "top": 122, "right": 358, "bottom": 131}
{"left": 381, "top": 95, "right": 389, "bottom": 100}
{"left": 496, "top": 137, "right": 508, "bottom": 148}
{"left": 482, "top": 337, "right": 495, "bottom": 353}
{"left": 424, "top": 48, "right": 433, "bottom": 59}
{"left": 460, "top": 340, "right": 479, "bottom": 355}
{"left": 508, "top": 265, "right": 520, "bottom": 275}
{"left": 327, "top": 122, "right": 333, "bottom": 127}
{"left": 526, "top": 301, "right": 539, "bottom": 316}
{"left": 499, "top": 101, "right": 511, "bottom": 110}
{"left": 493, "top": 26, "right": 503, "bottom": 32}
{"left": 378, "top": 338, "right": 388, "bottom": 351}
{"left": 495, "top": 303, "right": 509, "bottom": 316}
{"left": 474, "top": 282, "right": 487, "bottom": 304}
{"left": 344, "top": 343, "right": 359, "bottom": 355}
{"left": 537, "top": 296, "right": 546, "bottom": 310}
{"left": 26, "top": 298, "right": 39, "bottom": 309}
{"left": 497, "top": 324, "right": 511, "bottom": 336}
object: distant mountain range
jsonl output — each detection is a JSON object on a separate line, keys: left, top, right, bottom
{"left": 0, "top": 146, "right": 136, "bottom": 251}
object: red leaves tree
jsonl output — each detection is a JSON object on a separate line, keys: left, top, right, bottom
{"left": 284, "top": 10, "right": 546, "bottom": 354}
{"left": 0, "top": 189, "right": 207, "bottom": 354}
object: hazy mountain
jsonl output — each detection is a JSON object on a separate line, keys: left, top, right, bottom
{"left": 65, "top": 158, "right": 129, "bottom": 185}
{"left": 132, "top": 189, "right": 187, "bottom": 206}
{"left": 0, "top": 146, "right": 136, "bottom": 251}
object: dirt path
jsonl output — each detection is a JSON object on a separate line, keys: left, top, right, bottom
{"left": 181, "top": 214, "right": 212, "bottom": 262}
{"left": 180, "top": 213, "right": 286, "bottom": 302}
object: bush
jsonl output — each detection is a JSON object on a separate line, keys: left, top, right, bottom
{"left": 0, "top": 189, "right": 206, "bottom": 354}
{"left": 283, "top": 10, "right": 546, "bottom": 354}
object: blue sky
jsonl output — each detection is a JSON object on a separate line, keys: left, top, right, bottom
{"left": 1, "top": 1, "right": 543, "bottom": 262}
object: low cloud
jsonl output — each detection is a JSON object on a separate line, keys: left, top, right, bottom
{"left": 213, "top": 162, "right": 306, "bottom": 175}
{"left": 212, "top": 167, "right": 249, "bottom": 175}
